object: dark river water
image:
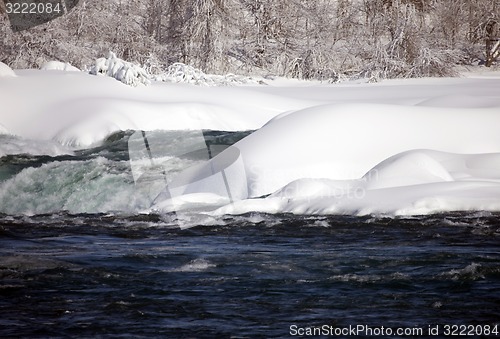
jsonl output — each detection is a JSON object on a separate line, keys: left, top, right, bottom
{"left": 1, "top": 212, "right": 499, "bottom": 338}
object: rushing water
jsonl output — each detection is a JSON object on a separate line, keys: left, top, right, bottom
{"left": 1, "top": 212, "right": 500, "bottom": 338}
{"left": 1, "top": 131, "right": 499, "bottom": 338}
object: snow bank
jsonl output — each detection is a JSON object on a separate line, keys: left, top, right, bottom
{"left": 147, "top": 75, "right": 500, "bottom": 217}
{"left": 145, "top": 102, "right": 500, "bottom": 217}
{"left": 0, "top": 62, "right": 16, "bottom": 77}
{"left": 41, "top": 61, "right": 80, "bottom": 72}
{"left": 234, "top": 103, "right": 500, "bottom": 197}
{"left": 210, "top": 150, "right": 500, "bottom": 216}
{"left": 0, "top": 69, "right": 305, "bottom": 147}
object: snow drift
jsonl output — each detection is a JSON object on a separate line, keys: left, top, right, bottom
{"left": 0, "top": 62, "right": 16, "bottom": 77}
{"left": 211, "top": 150, "right": 500, "bottom": 216}
{"left": 234, "top": 102, "right": 500, "bottom": 198}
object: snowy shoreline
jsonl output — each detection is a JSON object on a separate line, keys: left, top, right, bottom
{"left": 1, "top": 64, "right": 500, "bottom": 218}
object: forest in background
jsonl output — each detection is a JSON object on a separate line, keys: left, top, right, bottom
{"left": 1, "top": 0, "right": 499, "bottom": 80}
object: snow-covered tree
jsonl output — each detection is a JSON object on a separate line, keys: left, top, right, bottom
{"left": 1, "top": 0, "right": 497, "bottom": 79}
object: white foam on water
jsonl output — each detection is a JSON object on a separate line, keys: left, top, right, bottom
{"left": 0, "top": 157, "right": 143, "bottom": 215}
{"left": 172, "top": 258, "right": 216, "bottom": 272}
{"left": 439, "top": 263, "right": 484, "bottom": 281}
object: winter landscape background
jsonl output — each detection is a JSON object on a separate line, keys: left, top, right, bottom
{"left": 1, "top": 0, "right": 499, "bottom": 80}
